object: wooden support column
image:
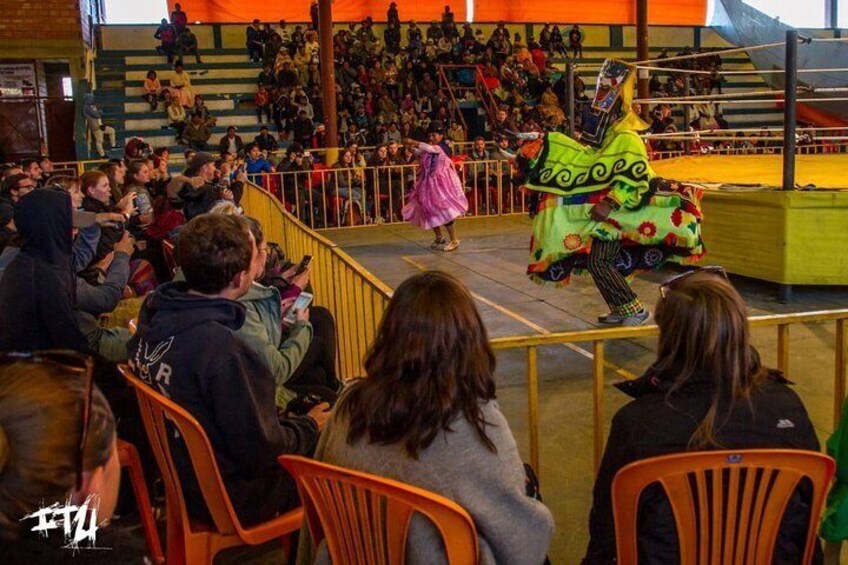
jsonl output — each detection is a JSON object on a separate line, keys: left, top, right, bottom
{"left": 318, "top": 0, "right": 338, "bottom": 152}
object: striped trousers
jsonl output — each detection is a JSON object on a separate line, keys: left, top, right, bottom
{"left": 587, "top": 240, "right": 643, "bottom": 316}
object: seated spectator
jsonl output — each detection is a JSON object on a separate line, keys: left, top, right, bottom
{"left": 258, "top": 62, "right": 277, "bottom": 89}
{"left": 254, "top": 126, "right": 279, "bottom": 153}
{"left": 447, "top": 121, "right": 466, "bottom": 144}
{"left": 170, "top": 61, "right": 196, "bottom": 108}
{"left": 238, "top": 217, "right": 340, "bottom": 409}
{"left": 177, "top": 26, "right": 202, "bottom": 64}
{"left": 182, "top": 112, "right": 212, "bottom": 151}
{"left": 0, "top": 189, "right": 89, "bottom": 352}
{"left": 244, "top": 143, "right": 274, "bottom": 177}
{"left": 247, "top": 19, "right": 264, "bottom": 63}
{"left": 192, "top": 94, "right": 216, "bottom": 127}
{"left": 127, "top": 213, "right": 329, "bottom": 526}
{"left": 165, "top": 91, "right": 187, "bottom": 143}
{"left": 584, "top": 269, "right": 821, "bottom": 564}
{"left": 143, "top": 70, "right": 163, "bottom": 111}
{"left": 37, "top": 155, "right": 55, "bottom": 178}
{"left": 154, "top": 18, "right": 177, "bottom": 63}
{"left": 300, "top": 271, "right": 555, "bottom": 563}
{"left": 255, "top": 86, "right": 273, "bottom": 124}
{"left": 0, "top": 353, "right": 119, "bottom": 559}
{"left": 218, "top": 126, "right": 245, "bottom": 158}
{"left": 176, "top": 152, "right": 236, "bottom": 219}
{"left": 292, "top": 110, "right": 314, "bottom": 148}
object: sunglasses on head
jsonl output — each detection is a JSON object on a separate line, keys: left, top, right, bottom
{"left": 659, "top": 265, "right": 728, "bottom": 299}
{"left": 0, "top": 350, "right": 94, "bottom": 491}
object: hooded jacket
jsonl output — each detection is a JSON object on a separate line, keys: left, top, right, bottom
{"left": 83, "top": 93, "right": 103, "bottom": 121}
{"left": 0, "top": 189, "right": 89, "bottom": 352}
{"left": 127, "top": 282, "right": 319, "bottom": 525}
{"left": 236, "top": 282, "right": 313, "bottom": 407}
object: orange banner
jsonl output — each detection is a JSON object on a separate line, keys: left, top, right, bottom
{"left": 473, "top": 0, "right": 707, "bottom": 25}
{"left": 168, "top": 0, "right": 467, "bottom": 23}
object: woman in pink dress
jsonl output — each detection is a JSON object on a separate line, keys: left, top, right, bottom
{"left": 402, "top": 127, "right": 468, "bottom": 251}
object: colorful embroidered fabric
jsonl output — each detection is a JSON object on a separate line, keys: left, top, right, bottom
{"left": 524, "top": 131, "right": 706, "bottom": 286}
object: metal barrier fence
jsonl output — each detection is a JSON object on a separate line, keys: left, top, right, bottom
{"left": 249, "top": 158, "right": 525, "bottom": 230}
{"left": 490, "top": 310, "right": 848, "bottom": 477}
{"left": 649, "top": 140, "right": 848, "bottom": 160}
{"left": 240, "top": 181, "right": 393, "bottom": 379}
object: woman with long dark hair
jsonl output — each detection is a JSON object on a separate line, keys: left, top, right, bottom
{"left": 299, "top": 271, "right": 554, "bottom": 564}
{"left": 584, "top": 268, "right": 821, "bottom": 564}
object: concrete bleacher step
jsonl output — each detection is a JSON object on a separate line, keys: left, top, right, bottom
{"left": 124, "top": 54, "right": 252, "bottom": 66}
{"left": 125, "top": 113, "right": 260, "bottom": 131}
{"left": 122, "top": 99, "right": 236, "bottom": 113}
{"left": 124, "top": 84, "right": 254, "bottom": 97}
{"left": 124, "top": 68, "right": 259, "bottom": 81}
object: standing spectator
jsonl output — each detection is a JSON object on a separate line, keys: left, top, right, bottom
{"left": 143, "top": 70, "right": 162, "bottom": 111}
{"left": 310, "top": 0, "right": 319, "bottom": 31}
{"left": 170, "top": 2, "right": 188, "bottom": 35}
{"left": 254, "top": 126, "right": 279, "bottom": 153}
{"left": 83, "top": 93, "right": 116, "bottom": 158}
{"left": 177, "top": 26, "right": 202, "bottom": 64}
{"left": 539, "top": 23, "right": 551, "bottom": 52}
{"left": 387, "top": 2, "right": 399, "bottom": 26}
{"left": 218, "top": 126, "right": 245, "bottom": 157}
{"left": 247, "top": 19, "right": 264, "bottom": 63}
{"left": 182, "top": 113, "right": 212, "bottom": 151}
{"left": 154, "top": 18, "right": 177, "bottom": 63}
{"left": 127, "top": 213, "right": 327, "bottom": 528}
{"left": 278, "top": 20, "right": 291, "bottom": 45}
{"left": 384, "top": 21, "right": 401, "bottom": 55}
{"left": 569, "top": 25, "right": 584, "bottom": 60}
{"left": 447, "top": 121, "right": 466, "bottom": 144}
{"left": 550, "top": 25, "right": 566, "bottom": 58}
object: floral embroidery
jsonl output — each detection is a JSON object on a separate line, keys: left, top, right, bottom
{"left": 637, "top": 221, "right": 657, "bottom": 238}
{"left": 671, "top": 208, "right": 683, "bottom": 227}
{"left": 563, "top": 234, "right": 583, "bottom": 250}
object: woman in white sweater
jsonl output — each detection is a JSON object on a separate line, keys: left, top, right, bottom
{"left": 299, "top": 271, "right": 555, "bottom": 565}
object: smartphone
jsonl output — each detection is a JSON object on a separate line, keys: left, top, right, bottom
{"left": 283, "top": 291, "right": 313, "bottom": 325}
{"left": 294, "top": 255, "right": 313, "bottom": 276}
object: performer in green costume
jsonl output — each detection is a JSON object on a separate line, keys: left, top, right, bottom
{"left": 517, "top": 60, "right": 706, "bottom": 325}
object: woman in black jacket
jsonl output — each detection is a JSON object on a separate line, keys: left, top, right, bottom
{"left": 584, "top": 268, "right": 821, "bottom": 565}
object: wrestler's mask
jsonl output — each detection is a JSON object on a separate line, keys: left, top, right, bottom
{"left": 581, "top": 59, "right": 633, "bottom": 147}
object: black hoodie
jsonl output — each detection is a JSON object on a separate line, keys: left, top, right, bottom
{"left": 127, "top": 281, "right": 319, "bottom": 526}
{"left": 0, "top": 189, "right": 89, "bottom": 352}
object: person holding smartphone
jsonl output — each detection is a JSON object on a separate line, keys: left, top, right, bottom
{"left": 237, "top": 217, "right": 340, "bottom": 411}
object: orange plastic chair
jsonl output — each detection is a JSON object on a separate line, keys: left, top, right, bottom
{"left": 117, "top": 439, "right": 165, "bottom": 564}
{"left": 119, "top": 365, "right": 303, "bottom": 565}
{"left": 279, "top": 455, "right": 479, "bottom": 565}
{"left": 612, "top": 449, "right": 835, "bottom": 565}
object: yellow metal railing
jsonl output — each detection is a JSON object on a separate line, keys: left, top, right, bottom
{"left": 241, "top": 181, "right": 393, "bottom": 379}
{"left": 491, "top": 310, "right": 848, "bottom": 477}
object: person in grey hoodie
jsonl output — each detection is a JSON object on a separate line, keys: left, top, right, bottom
{"left": 298, "top": 271, "right": 554, "bottom": 565}
{"left": 83, "top": 93, "right": 117, "bottom": 158}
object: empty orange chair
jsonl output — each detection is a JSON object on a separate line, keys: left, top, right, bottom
{"left": 117, "top": 439, "right": 165, "bottom": 564}
{"left": 612, "top": 449, "right": 835, "bottom": 565}
{"left": 279, "top": 455, "right": 478, "bottom": 565}
{"left": 119, "top": 365, "right": 302, "bottom": 565}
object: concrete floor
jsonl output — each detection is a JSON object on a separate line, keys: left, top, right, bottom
{"left": 327, "top": 214, "right": 848, "bottom": 564}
